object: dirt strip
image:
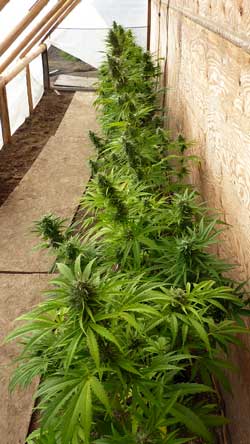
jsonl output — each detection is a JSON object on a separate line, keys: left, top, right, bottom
{"left": 0, "top": 92, "right": 98, "bottom": 444}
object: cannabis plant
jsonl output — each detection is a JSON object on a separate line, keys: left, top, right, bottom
{"left": 9, "top": 259, "right": 244, "bottom": 444}
{"left": 6, "top": 21, "right": 250, "bottom": 444}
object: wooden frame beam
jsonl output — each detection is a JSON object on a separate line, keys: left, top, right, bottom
{"left": 21, "top": 0, "right": 80, "bottom": 57}
{"left": 41, "top": 48, "right": 50, "bottom": 90}
{"left": 0, "top": 43, "right": 47, "bottom": 146}
{"left": 0, "top": 0, "right": 49, "bottom": 56}
{"left": 3, "top": 44, "right": 46, "bottom": 85}
{"left": 0, "top": 0, "right": 80, "bottom": 145}
{"left": 0, "top": 79, "right": 11, "bottom": 145}
{"left": 0, "top": 0, "right": 68, "bottom": 73}
{"left": 0, "top": 0, "right": 9, "bottom": 11}
{"left": 41, "top": 0, "right": 81, "bottom": 42}
{"left": 26, "top": 65, "right": 33, "bottom": 113}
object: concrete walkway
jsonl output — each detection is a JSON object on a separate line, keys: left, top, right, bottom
{"left": 0, "top": 92, "right": 97, "bottom": 444}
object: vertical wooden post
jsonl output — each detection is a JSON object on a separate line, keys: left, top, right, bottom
{"left": 147, "top": 0, "right": 152, "bottom": 51}
{"left": 0, "top": 78, "right": 11, "bottom": 145}
{"left": 42, "top": 47, "right": 50, "bottom": 91}
{"left": 26, "top": 64, "right": 33, "bottom": 113}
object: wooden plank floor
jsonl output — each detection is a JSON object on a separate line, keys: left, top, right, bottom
{"left": 0, "top": 92, "right": 98, "bottom": 443}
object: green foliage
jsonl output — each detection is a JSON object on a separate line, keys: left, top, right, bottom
{"left": 59, "top": 49, "right": 81, "bottom": 62}
{"left": 6, "top": 21, "right": 250, "bottom": 444}
{"left": 33, "top": 214, "right": 66, "bottom": 249}
{"left": 8, "top": 260, "right": 241, "bottom": 443}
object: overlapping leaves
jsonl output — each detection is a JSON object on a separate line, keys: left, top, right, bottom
{"left": 6, "top": 21, "right": 250, "bottom": 444}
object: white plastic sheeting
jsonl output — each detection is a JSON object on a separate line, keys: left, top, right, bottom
{"left": 0, "top": 0, "right": 147, "bottom": 148}
{"left": 0, "top": 0, "right": 59, "bottom": 147}
{"left": 50, "top": 0, "right": 147, "bottom": 68}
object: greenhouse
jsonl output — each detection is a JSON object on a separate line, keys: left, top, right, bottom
{"left": 0, "top": 1, "right": 249, "bottom": 443}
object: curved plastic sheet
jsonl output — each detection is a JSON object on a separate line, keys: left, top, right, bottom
{"left": 0, "top": 0, "right": 147, "bottom": 148}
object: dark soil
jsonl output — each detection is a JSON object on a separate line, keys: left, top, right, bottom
{"left": 48, "top": 45, "right": 96, "bottom": 76}
{"left": 0, "top": 46, "right": 97, "bottom": 207}
{"left": 0, "top": 90, "right": 73, "bottom": 206}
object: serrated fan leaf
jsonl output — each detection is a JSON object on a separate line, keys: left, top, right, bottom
{"left": 91, "top": 324, "right": 122, "bottom": 351}
{"left": 41, "top": 385, "right": 77, "bottom": 432}
{"left": 62, "top": 380, "right": 93, "bottom": 444}
{"left": 168, "top": 383, "right": 214, "bottom": 396}
{"left": 82, "top": 259, "right": 96, "bottom": 281}
{"left": 74, "top": 254, "right": 83, "bottom": 278}
{"left": 65, "top": 332, "right": 83, "bottom": 372}
{"left": 119, "top": 312, "right": 140, "bottom": 330}
{"left": 56, "top": 263, "right": 74, "bottom": 281}
{"left": 87, "top": 329, "right": 100, "bottom": 369}
{"left": 170, "top": 403, "right": 213, "bottom": 443}
{"left": 90, "top": 376, "right": 111, "bottom": 413}
{"left": 117, "top": 359, "right": 140, "bottom": 375}
{"left": 5, "top": 320, "right": 55, "bottom": 342}
{"left": 169, "top": 314, "right": 178, "bottom": 347}
{"left": 203, "top": 414, "right": 229, "bottom": 427}
{"left": 81, "top": 380, "right": 92, "bottom": 444}
{"left": 190, "top": 318, "right": 211, "bottom": 354}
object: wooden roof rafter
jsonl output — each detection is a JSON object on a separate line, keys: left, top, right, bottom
{"left": 0, "top": 0, "right": 78, "bottom": 73}
{"left": 0, "top": 0, "right": 81, "bottom": 145}
{"left": 0, "top": 0, "right": 50, "bottom": 56}
{"left": 2, "top": 43, "right": 47, "bottom": 85}
{"left": 0, "top": 0, "right": 10, "bottom": 11}
{"left": 41, "top": 0, "right": 80, "bottom": 43}
{"left": 21, "top": 0, "right": 81, "bottom": 57}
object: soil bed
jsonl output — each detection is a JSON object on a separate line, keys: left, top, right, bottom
{"left": 0, "top": 90, "right": 73, "bottom": 206}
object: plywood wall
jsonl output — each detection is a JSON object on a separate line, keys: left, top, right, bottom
{"left": 150, "top": 1, "right": 250, "bottom": 442}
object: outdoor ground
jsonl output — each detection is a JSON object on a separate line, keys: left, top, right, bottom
{"left": 0, "top": 46, "right": 97, "bottom": 207}
{"left": 0, "top": 48, "right": 99, "bottom": 443}
{"left": 0, "top": 90, "right": 98, "bottom": 444}
{"left": 48, "top": 45, "right": 96, "bottom": 76}
{"left": 0, "top": 91, "right": 73, "bottom": 205}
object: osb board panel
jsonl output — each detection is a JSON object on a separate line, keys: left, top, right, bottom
{"left": 166, "top": 9, "right": 250, "bottom": 282}
{"left": 150, "top": 0, "right": 161, "bottom": 56}
{"left": 162, "top": 0, "right": 250, "bottom": 38}
{"left": 149, "top": 2, "right": 168, "bottom": 92}
{"left": 0, "top": 274, "right": 48, "bottom": 444}
{"left": 155, "top": 7, "right": 250, "bottom": 442}
{"left": 158, "top": 2, "right": 169, "bottom": 88}
{"left": 0, "top": 92, "right": 97, "bottom": 272}
{"left": 222, "top": 339, "right": 250, "bottom": 444}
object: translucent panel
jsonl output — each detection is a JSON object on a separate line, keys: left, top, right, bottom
{"left": 6, "top": 69, "right": 29, "bottom": 134}
{"left": 51, "top": 27, "right": 147, "bottom": 69}
{"left": 0, "top": 0, "right": 147, "bottom": 148}
{"left": 29, "top": 54, "right": 44, "bottom": 107}
{"left": 49, "top": 0, "right": 147, "bottom": 68}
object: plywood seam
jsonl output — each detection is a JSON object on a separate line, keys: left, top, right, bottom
{"left": 169, "top": 2, "right": 250, "bottom": 55}
{"left": 162, "top": 0, "right": 170, "bottom": 111}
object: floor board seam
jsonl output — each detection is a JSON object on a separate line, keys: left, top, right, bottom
{"left": 0, "top": 271, "right": 56, "bottom": 275}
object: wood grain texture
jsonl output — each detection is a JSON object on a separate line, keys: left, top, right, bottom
{"left": 0, "top": 275, "right": 48, "bottom": 444}
{"left": 164, "top": 0, "right": 250, "bottom": 39}
{"left": 0, "top": 83, "right": 11, "bottom": 145}
{"left": 0, "top": 0, "right": 9, "bottom": 11}
{"left": 150, "top": 0, "right": 161, "bottom": 56}
{"left": 150, "top": 2, "right": 250, "bottom": 442}
{"left": 26, "top": 65, "right": 33, "bottom": 113}
{"left": 0, "top": 0, "right": 49, "bottom": 56}
{"left": 166, "top": 10, "right": 250, "bottom": 283}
